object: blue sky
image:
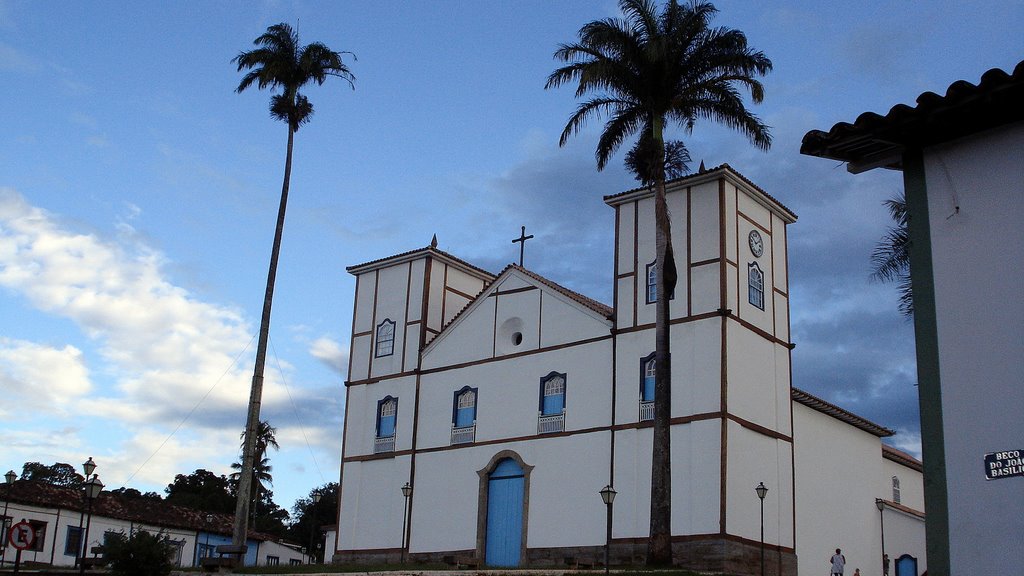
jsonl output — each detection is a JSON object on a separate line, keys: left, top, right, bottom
{"left": 1, "top": 0, "right": 1021, "bottom": 516}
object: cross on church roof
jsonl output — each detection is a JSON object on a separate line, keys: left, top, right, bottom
{"left": 512, "top": 226, "right": 534, "bottom": 267}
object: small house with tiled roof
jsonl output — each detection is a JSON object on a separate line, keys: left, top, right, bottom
{"left": 0, "top": 480, "right": 307, "bottom": 568}
{"left": 333, "top": 164, "right": 925, "bottom": 575}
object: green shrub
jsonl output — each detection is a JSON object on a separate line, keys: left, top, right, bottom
{"left": 103, "top": 529, "right": 175, "bottom": 576}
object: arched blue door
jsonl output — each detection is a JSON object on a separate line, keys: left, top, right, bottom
{"left": 485, "top": 458, "right": 524, "bottom": 566}
{"left": 895, "top": 554, "right": 918, "bottom": 576}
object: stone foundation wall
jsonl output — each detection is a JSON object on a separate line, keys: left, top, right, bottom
{"left": 333, "top": 537, "right": 797, "bottom": 575}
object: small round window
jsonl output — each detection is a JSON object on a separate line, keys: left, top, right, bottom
{"left": 512, "top": 332, "right": 523, "bottom": 346}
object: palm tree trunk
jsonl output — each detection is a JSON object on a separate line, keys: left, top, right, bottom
{"left": 648, "top": 119, "right": 673, "bottom": 566}
{"left": 233, "top": 124, "right": 295, "bottom": 551}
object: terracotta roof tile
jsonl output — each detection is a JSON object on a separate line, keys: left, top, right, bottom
{"left": 882, "top": 444, "right": 923, "bottom": 472}
{"left": 801, "top": 59, "right": 1024, "bottom": 169}
{"left": 791, "top": 387, "right": 894, "bottom": 437}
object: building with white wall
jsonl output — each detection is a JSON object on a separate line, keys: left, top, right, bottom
{"left": 0, "top": 480, "right": 308, "bottom": 568}
{"left": 333, "top": 164, "right": 925, "bottom": 575}
{"left": 801, "top": 60, "right": 1023, "bottom": 576}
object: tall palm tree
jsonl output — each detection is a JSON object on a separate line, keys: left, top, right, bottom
{"left": 546, "top": 0, "right": 770, "bottom": 564}
{"left": 231, "top": 22, "right": 354, "bottom": 550}
{"left": 232, "top": 421, "right": 279, "bottom": 526}
{"left": 871, "top": 191, "right": 913, "bottom": 316}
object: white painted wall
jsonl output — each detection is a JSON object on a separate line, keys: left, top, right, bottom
{"left": 793, "top": 403, "right": 925, "bottom": 576}
{"left": 922, "top": 121, "right": 1024, "bottom": 576}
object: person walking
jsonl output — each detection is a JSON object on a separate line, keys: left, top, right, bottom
{"left": 830, "top": 548, "right": 846, "bottom": 576}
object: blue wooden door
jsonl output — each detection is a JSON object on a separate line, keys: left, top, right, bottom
{"left": 895, "top": 554, "right": 918, "bottom": 576}
{"left": 485, "top": 459, "right": 524, "bottom": 567}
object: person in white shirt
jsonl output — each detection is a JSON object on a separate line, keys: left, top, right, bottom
{"left": 830, "top": 548, "right": 846, "bottom": 576}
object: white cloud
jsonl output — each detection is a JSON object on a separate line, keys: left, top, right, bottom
{"left": 309, "top": 336, "right": 347, "bottom": 375}
{"left": 0, "top": 339, "right": 91, "bottom": 415}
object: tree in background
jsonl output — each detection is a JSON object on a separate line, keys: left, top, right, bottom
{"left": 20, "top": 462, "right": 85, "bottom": 487}
{"left": 108, "top": 487, "right": 162, "bottom": 500}
{"left": 547, "top": 0, "right": 771, "bottom": 564}
{"left": 230, "top": 421, "right": 279, "bottom": 527}
{"left": 164, "top": 469, "right": 235, "bottom": 513}
{"left": 103, "top": 530, "right": 174, "bottom": 576}
{"left": 231, "top": 22, "right": 355, "bottom": 549}
{"left": 871, "top": 191, "right": 913, "bottom": 316}
{"left": 289, "top": 483, "right": 339, "bottom": 562}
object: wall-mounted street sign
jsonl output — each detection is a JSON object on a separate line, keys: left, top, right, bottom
{"left": 985, "top": 450, "right": 1024, "bottom": 480}
{"left": 8, "top": 520, "right": 35, "bottom": 550}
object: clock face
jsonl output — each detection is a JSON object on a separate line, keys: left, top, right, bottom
{"left": 748, "top": 230, "right": 764, "bottom": 257}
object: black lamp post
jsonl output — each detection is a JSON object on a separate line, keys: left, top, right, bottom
{"left": 755, "top": 482, "right": 768, "bottom": 576}
{"left": 78, "top": 474, "right": 104, "bottom": 576}
{"left": 1, "top": 470, "right": 16, "bottom": 567}
{"left": 309, "top": 492, "right": 322, "bottom": 564}
{"left": 599, "top": 485, "right": 616, "bottom": 576}
{"left": 876, "top": 498, "right": 886, "bottom": 575}
{"left": 204, "top": 514, "right": 213, "bottom": 562}
{"left": 400, "top": 482, "right": 412, "bottom": 564}
{"left": 74, "top": 458, "right": 96, "bottom": 569}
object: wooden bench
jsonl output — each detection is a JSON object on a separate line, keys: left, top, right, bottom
{"left": 81, "top": 557, "right": 109, "bottom": 569}
{"left": 200, "top": 544, "right": 248, "bottom": 572}
{"left": 443, "top": 554, "right": 480, "bottom": 568}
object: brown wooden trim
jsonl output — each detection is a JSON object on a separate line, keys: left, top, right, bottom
{"left": 724, "top": 257, "right": 737, "bottom": 268}
{"left": 487, "top": 285, "right": 537, "bottom": 297}
{"left": 352, "top": 330, "right": 371, "bottom": 338}
{"left": 690, "top": 257, "right": 719, "bottom": 268}
{"left": 446, "top": 284, "right": 477, "bottom": 300}
{"left": 425, "top": 327, "right": 440, "bottom": 335}
{"left": 417, "top": 425, "right": 610, "bottom": 456}
{"left": 686, "top": 185, "right": 693, "bottom": 317}
{"left": 769, "top": 214, "right": 776, "bottom": 337}
{"left": 719, "top": 314, "right": 729, "bottom": 535}
{"left": 632, "top": 199, "right": 639, "bottom": 328}
{"left": 537, "top": 290, "right": 544, "bottom": 346}
{"left": 344, "top": 449, "right": 414, "bottom": 462}
{"left": 334, "top": 385, "right": 353, "bottom": 555}
{"left": 615, "top": 271, "right": 635, "bottom": 279}
{"left": 420, "top": 257, "right": 433, "bottom": 349}
{"left": 734, "top": 184, "right": 741, "bottom": 316}
{"left": 440, "top": 264, "right": 450, "bottom": 329}
{"left": 401, "top": 261, "right": 413, "bottom": 373}
{"left": 613, "top": 309, "right": 722, "bottom": 336}
{"left": 491, "top": 283, "right": 499, "bottom": 358}
{"left": 613, "top": 308, "right": 791, "bottom": 349}
{"left": 367, "top": 269, "right": 380, "bottom": 379}
{"left": 406, "top": 319, "right": 422, "bottom": 326}
{"left": 419, "top": 334, "right": 612, "bottom": 376}
{"left": 612, "top": 411, "right": 723, "bottom": 431}
{"left": 347, "top": 274, "right": 362, "bottom": 383}
{"left": 726, "top": 414, "right": 793, "bottom": 442}
{"left": 738, "top": 210, "right": 771, "bottom": 234}
{"left": 346, "top": 369, "right": 419, "bottom": 387}
{"left": 773, "top": 286, "right": 788, "bottom": 298}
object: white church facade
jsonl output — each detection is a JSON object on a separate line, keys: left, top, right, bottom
{"left": 332, "top": 165, "right": 926, "bottom": 575}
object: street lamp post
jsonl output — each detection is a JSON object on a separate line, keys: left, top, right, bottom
{"left": 400, "top": 482, "right": 412, "bottom": 564}
{"left": 204, "top": 514, "right": 213, "bottom": 563}
{"left": 876, "top": 499, "right": 886, "bottom": 576}
{"left": 309, "top": 492, "right": 322, "bottom": 564}
{"left": 1, "top": 470, "right": 16, "bottom": 567}
{"left": 74, "top": 458, "right": 96, "bottom": 569}
{"left": 599, "top": 485, "right": 616, "bottom": 576}
{"left": 78, "top": 474, "right": 104, "bottom": 576}
{"left": 755, "top": 482, "right": 768, "bottom": 576}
